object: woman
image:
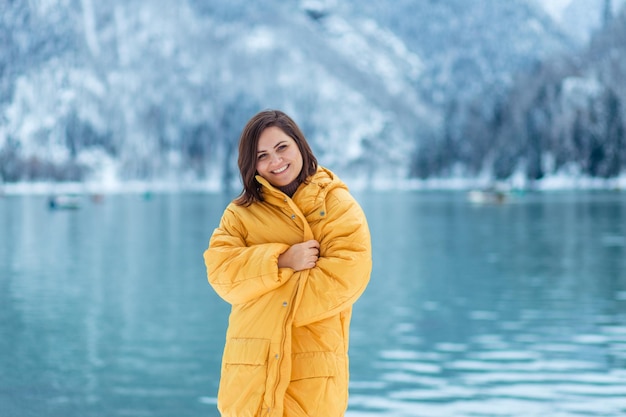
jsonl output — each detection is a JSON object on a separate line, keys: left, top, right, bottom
{"left": 204, "top": 109, "right": 372, "bottom": 417}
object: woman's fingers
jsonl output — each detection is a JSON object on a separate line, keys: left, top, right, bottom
{"left": 279, "top": 240, "right": 321, "bottom": 271}
{"left": 305, "top": 240, "right": 320, "bottom": 256}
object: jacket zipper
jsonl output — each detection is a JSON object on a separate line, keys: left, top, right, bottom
{"left": 272, "top": 281, "right": 298, "bottom": 413}
{"left": 270, "top": 202, "right": 315, "bottom": 414}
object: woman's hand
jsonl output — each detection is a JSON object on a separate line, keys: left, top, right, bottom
{"left": 278, "top": 240, "right": 320, "bottom": 271}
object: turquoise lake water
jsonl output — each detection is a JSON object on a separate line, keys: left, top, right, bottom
{"left": 1, "top": 191, "right": 625, "bottom": 416}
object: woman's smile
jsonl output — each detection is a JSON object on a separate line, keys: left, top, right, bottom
{"left": 272, "top": 164, "right": 289, "bottom": 174}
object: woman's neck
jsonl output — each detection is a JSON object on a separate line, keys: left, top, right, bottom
{"left": 278, "top": 178, "right": 301, "bottom": 198}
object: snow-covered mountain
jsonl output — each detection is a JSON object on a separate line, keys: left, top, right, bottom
{"left": 0, "top": 0, "right": 622, "bottom": 189}
{"left": 416, "top": 3, "right": 626, "bottom": 186}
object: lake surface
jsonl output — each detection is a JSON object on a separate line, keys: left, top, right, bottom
{"left": 1, "top": 190, "right": 625, "bottom": 417}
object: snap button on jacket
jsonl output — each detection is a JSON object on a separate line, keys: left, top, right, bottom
{"left": 204, "top": 167, "right": 372, "bottom": 417}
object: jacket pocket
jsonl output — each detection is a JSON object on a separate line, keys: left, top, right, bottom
{"left": 223, "top": 337, "right": 270, "bottom": 365}
{"left": 286, "top": 352, "right": 344, "bottom": 416}
{"left": 218, "top": 338, "right": 270, "bottom": 416}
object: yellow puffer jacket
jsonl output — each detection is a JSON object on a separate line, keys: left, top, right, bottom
{"left": 204, "top": 166, "right": 372, "bottom": 417}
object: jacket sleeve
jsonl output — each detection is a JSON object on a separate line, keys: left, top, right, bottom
{"left": 293, "top": 189, "right": 372, "bottom": 327}
{"left": 204, "top": 206, "right": 295, "bottom": 305}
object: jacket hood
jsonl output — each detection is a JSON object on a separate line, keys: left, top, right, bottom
{"left": 255, "top": 166, "right": 348, "bottom": 223}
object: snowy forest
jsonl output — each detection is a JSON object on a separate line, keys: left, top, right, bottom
{"left": 1, "top": 0, "right": 625, "bottom": 189}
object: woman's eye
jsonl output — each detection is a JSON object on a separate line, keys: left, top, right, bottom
{"left": 258, "top": 154, "right": 267, "bottom": 160}
{"left": 277, "top": 145, "right": 287, "bottom": 151}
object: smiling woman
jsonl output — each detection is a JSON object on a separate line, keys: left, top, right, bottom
{"left": 203, "top": 109, "right": 372, "bottom": 416}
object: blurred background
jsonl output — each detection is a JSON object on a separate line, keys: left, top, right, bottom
{"left": 1, "top": 0, "right": 625, "bottom": 191}
{"left": 1, "top": 1, "right": 626, "bottom": 417}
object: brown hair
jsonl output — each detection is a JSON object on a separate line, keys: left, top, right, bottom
{"left": 234, "top": 109, "right": 318, "bottom": 206}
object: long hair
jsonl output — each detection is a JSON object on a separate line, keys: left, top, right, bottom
{"left": 234, "top": 110, "right": 318, "bottom": 206}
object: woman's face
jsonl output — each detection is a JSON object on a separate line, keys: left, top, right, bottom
{"left": 256, "top": 126, "right": 303, "bottom": 188}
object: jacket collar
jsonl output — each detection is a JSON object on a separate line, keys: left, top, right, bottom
{"left": 255, "top": 166, "right": 346, "bottom": 219}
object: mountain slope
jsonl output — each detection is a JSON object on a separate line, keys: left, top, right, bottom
{"left": 418, "top": 5, "right": 626, "bottom": 184}
{"left": 0, "top": 0, "right": 590, "bottom": 188}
